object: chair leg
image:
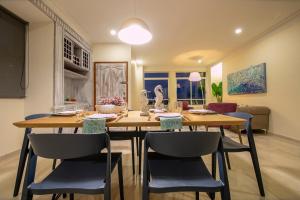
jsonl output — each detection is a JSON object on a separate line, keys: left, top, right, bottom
{"left": 195, "top": 192, "right": 200, "bottom": 200}
{"left": 225, "top": 152, "right": 231, "bottom": 170}
{"left": 220, "top": 189, "right": 229, "bottom": 200}
{"left": 209, "top": 153, "right": 216, "bottom": 200}
{"left": 52, "top": 127, "right": 63, "bottom": 170}
{"left": 142, "top": 184, "right": 149, "bottom": 200}
{"left": 136, "top": 137, "right": 139, "bottom": 156}
{"left": 69, "top": 193, "right": 74, "bottom": 200}
{"left": 238, "top": 131, "right": 243, "bottom": 144}
{"left": 52, "top": 159, "right": 57, "bottom": 170}
{"left": 130, "top": 138, "right": 135, "bottom": 175}
{"left": 26, "top": 192, "right": 33, "bottom": 200}
{"left": 118, "top": 158, "right": 125, "bottom": 200}
{"left": 250, "top": 150, "right": 265, "bottom": 196}
{"left": 139, "top": 136, "right": 143, "bottom": 175}
{"left": 13, "top": 130, "right": 30, "bottom": 197}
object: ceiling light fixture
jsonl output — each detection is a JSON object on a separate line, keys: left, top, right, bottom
{"left": 117, "top": 0, "right": 152, "bottom": 45}
{"left": 197, "top": 59, "right": 203, "bottom": 64}
{"left": 235, "top": 28, "right": 243, "bottom": 35}
{"left": 189, "top": 72, "right": 202, "bottom": 82}
{"left": 118, "top": 18, "right": 152, "bottom": 45}
{"left": 110, "top": 29, "right": 117, "bottom": 35}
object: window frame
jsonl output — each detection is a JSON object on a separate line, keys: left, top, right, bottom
{"left": 144, "top": 72, "right": 169, "bottom": 101}
{"left": 176, "top": 72, "right": 206, "bottom": 105}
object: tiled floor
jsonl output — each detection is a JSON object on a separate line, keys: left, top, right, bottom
{"left": 0, "top": 128, "right": 299, "bottom": 200}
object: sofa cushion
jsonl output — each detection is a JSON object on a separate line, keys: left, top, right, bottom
{"left": 237, "top": 106, "right": 270, "bottom": 115}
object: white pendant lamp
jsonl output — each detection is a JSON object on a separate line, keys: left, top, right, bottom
{"left": 189, "top": 72, "right": 202, "bottom": 82}
{"left": 118, "top": 17, "right": 152, "bottom": 45}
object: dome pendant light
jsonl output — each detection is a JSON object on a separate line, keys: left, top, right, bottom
{"left": 117, "top": 0, "right": 152, "bottom": 45}
{"left": 118, "top": 17, "right": 152, "bottom": 45}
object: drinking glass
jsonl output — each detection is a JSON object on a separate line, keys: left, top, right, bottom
{"left": 174, "top": 101, "right": 183, "bottom": 113}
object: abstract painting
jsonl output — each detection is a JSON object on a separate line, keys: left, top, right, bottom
{"left": 227, "top": 63, "right": 267, "bottom": 95}
{"left": 94, "top": 62, "right": 128, "bottom": 106}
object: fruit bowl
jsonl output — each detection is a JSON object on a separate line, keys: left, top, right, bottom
{"left": 95, "top": 104, "right": 124, "bottom": 114}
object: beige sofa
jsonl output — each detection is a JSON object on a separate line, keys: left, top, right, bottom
{"left": 236, "top": 106, "right": 271, "bottom": 133}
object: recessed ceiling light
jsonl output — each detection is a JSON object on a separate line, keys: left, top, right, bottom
{"left": 197, "top": 59, "right": 203, "bottom": 64}
{"left": 110, "top": 29, "right": 117, "bottom": 36}
{"left": 136, "top": 59, "right": 143, "bottom": 65}
{"left": 235, "top": 28, "right": 243, "bottom": 35}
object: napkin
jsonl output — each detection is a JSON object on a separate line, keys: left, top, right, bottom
{"left": 83, "top": 118, "right": 106, "bottom": 134}
{"left": 160, "top": 116, "right": 182, "bottom": 130}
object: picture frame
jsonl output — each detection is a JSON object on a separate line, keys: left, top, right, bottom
{"left": 93, "top": 62, "right": 128, "bottom": 108}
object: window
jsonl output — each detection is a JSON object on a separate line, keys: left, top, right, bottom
{"left": 144, "top": 73, "right": 169, "bottom": 105}
{"left": 176, "top": 72, "right": 206, "bottom": 105}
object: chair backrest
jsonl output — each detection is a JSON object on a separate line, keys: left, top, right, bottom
{"left": 207, "top": 103, "right": 237, "bottom": 114}
{"left": 28, "top": 133, "right": 109, "bottom": 159}
{"left": 182, "top": 101, "right": 190, "bottom": 110}
{"left": 25, "top": 113, "right": 50, "bottom": 120}
{"left": 224, "top": 112, "right": 253, "bottom": 129}
{"left": 145, "top": 131, "right": 221, "bottom": 157}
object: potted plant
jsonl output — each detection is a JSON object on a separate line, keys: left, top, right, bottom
{"left": 211, "top": 82, "right": 223, "bottom": 103}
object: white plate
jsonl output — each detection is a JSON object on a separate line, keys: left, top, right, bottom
{"left": 149, "top": 108, "right": 167, "bottom": 113}
{"left": 86, "top": 113, "right": 118, "bottom": 119}
{"left": 188, "top": 109, "right": 216, "bottom": 114}
{"left": 155, "top": 113, "right": 182, "bottom": 118}
{"left": 52, "top": 111, "right": 77, "bottom": 116}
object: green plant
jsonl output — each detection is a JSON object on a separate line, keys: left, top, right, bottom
{"left": 211, "top": 82, "right": 223, "bottom": 102}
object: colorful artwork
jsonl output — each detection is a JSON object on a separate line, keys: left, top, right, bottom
{"left": 227, "top": 63, "right": 267, "bottom": 95}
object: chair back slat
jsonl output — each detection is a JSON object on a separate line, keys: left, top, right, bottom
{"left": 28, "top": 133, "right": 108, "bottom": 159}
{"left": 146, "top": 131, "right": 221, "bottom": 157}
{"left": 25, "top": 113, "right": 50, "bottom": 120}
{"left": 224, "top": 112, "right": 253, "bottom": 129}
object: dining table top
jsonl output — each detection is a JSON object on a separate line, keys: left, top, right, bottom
{"left": 13, "top": 111, "right": 246, "bottom": 128}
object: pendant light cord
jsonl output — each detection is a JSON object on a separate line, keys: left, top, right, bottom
{"left": 134, "top": 0, "right": 136, "bottom": 16}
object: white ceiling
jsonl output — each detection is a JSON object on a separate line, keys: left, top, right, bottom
{"left": 52, "top": 0, "right": 300, "bottom": 67}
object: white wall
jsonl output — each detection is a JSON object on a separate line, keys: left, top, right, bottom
{"left": 0, "top": 100, "right": 25, "bottom": 157}
{"left": 25, "top": 22, "right": 54, "bottom": 115}
{"left": 220, "top": 15, "right": 300, "bottom": 140}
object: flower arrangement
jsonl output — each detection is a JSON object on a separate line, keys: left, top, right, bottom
{"left": 98, "top": 96, "right": 125, "bottom": 106}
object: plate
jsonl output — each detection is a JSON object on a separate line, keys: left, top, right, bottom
{"left": 188, "top": 109, "right": 216, "bottom": 115}
{"left": 86, "top": 113, "right": 118, "bottom": 121}
{"left": 149, "top": 108, "right": 167, "bottom": 113}
{"left": 155, "top": 112, "right": 182, "bottom": 120}
{"left": 52, "top": 111, "right": 77, "bottom": 116}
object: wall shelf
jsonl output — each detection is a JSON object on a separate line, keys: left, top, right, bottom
{"left": 64, "top": 69, "right": 88, "bottom": 80}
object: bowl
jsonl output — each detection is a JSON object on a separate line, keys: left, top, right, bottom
{"left": 95, "top": 104, "right": 124, "bottom": 114}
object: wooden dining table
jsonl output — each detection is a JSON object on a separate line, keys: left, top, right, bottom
{"left": 13, "top": 110, "right": 246, "bottom": 185}
{"left": 13, "top": 110, "right": 246, "bottom": 128}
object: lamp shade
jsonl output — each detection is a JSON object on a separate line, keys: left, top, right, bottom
{"left": 189, "top": 72, "right": 202, "bottom": 82}
{"left": 118, "top": 18, "right": 152, "bottom": 45}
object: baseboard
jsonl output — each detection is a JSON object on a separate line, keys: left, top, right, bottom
{"left": 0, "top": 149, "right": 20, "bottom": 161}
{"left": 269, "top": 132, "right": 300, "bottom": 144}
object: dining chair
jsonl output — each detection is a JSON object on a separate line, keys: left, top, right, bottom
{"left": 22, "top": 133, "right": 124, "bottom": 200}
{"left": 13, "top": 113, "right": 50, "bottom": 197}
{"left": 213, "top": 112, "right": 265, "bottom": 197}
{"left": 142, "top": 131, "right": 230, "bottom": 200}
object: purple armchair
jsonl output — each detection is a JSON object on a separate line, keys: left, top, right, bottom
{"left": 207, "top": 103, "right": 237, "bottom": 114}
